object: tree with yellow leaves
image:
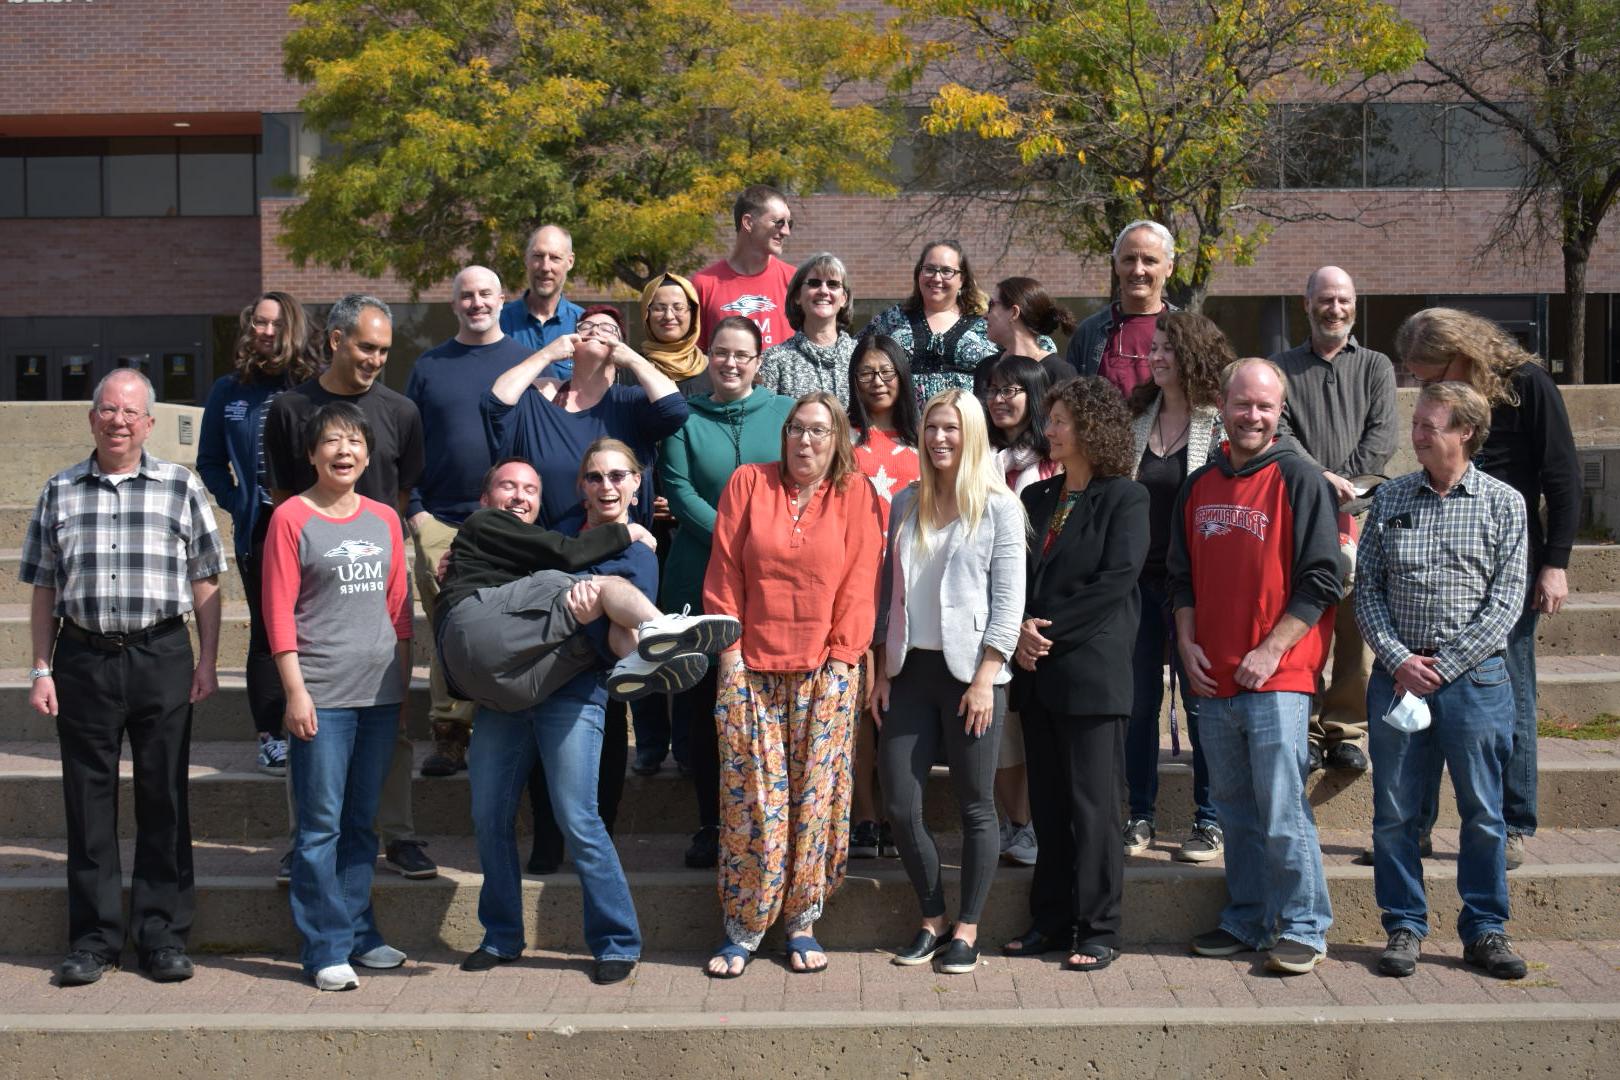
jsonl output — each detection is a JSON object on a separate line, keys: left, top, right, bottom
{"left": 892, "top": 0, "right": 1424, "bottom": 309}
{"left": 280, "top": 0, "right": 899, "bottom": 294}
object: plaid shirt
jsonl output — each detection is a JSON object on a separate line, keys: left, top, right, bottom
{"left": 1354, "top": 462, "right": 1527, "bottom": 684}
{"left": 19, "top": 452, "right": 227, "bottom": 634}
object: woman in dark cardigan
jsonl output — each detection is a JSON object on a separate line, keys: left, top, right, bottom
{"left": 1002, "top": 376, "right": 1149, "bottom": 971}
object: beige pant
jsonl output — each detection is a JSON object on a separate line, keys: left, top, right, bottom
{"left": 1311, "top": 591, "right": 1369, "bottom": 748}
{"left": 412, "top": 516, "right": 475, "bottom": 734}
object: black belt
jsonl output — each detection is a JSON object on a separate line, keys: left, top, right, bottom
{"left": 59, "top": 615, "right": 186, "bottom": 652}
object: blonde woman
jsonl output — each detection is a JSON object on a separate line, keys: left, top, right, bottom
{"left": 872, "top": 389, "right": 1025, "bottom": 974}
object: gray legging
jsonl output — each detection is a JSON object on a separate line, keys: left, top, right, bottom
{"left": 878, "top": 649, "right": 1006, "bottom": 924}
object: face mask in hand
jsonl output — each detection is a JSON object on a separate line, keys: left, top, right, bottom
{"left": 1381, "top": 688, "right": 1431, "bottom": 733}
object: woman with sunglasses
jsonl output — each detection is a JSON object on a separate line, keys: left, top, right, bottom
{"left": 701, "top": 392, "right": 884, "bottom": 977}
{"left": 977, "top": 277, "right": 1078, "bottom": 398}
{"left": 659, "top": 316, "right": 798, "bottom": 869}
{"left": 759, "top": 254, "right": 857, "bottom": 405}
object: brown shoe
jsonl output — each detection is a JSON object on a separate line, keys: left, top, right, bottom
{"left": 421, "top": 722, "right": 468, "bottom": 777}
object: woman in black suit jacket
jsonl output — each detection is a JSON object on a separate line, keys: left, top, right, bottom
{"left": 1002, "top": 376, "right": 1149, "bottom": 970}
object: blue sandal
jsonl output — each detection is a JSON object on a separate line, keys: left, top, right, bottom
{"left": 707, "top": 940, "right": 751, "bottom": 979}
{"left": 785, "top": 934, "right": 828, "bottom": 975}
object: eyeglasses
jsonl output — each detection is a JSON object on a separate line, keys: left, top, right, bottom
{"left": 710, "top": 349, "right": 759, "bottom": 364}
{"left": 583, "top": 469, "right": 636, "bottom": 485}
{"left": 804, "top": 278, "right": 844, "bottom": 292}
{"left": 986, "top": 385, "right": 1026, "bottom": 401}
{"left": 249, "top": 317, "right": 283, "bottom": 332}
{"left": 920, "top": 264, "right": 961, "bottom": 280}
{"left": 94, "top": 405, "right": 148, "bottom": 423}
{"left": 787, "top": 423, "right": 834, "bottom": 442}
{"left": 647, "top": 304, "right": 689, "bottom": 318}
{"left": 855, "top": 368, "right": 898, "bottom": 384}
{"left": 577, "top": 321, "right": 622, "bottom": 339}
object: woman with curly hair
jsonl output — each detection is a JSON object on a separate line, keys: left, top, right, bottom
{"left": 1002, "top": 376, "right": 1148, "bottom": 972}
{"left": 197, "top": 291, "right": 317, "bottom": 773}
{"left": 1394, "top": 307, "right": 1581, "bottom": 870}
{"left": 1121, "top": 311, "right": 1231, "bottom": 864}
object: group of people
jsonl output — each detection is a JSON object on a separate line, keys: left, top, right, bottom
{"left": 24, "top": 187, "right": 1579, "bottom": 994}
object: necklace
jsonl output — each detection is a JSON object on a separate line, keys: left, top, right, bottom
{"left": 1153, "top": 406, "right": 1191, "bottom": 455}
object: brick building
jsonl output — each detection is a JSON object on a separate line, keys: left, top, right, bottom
{"left": 2, "top": 0, "right": 1615, "bottom": 401}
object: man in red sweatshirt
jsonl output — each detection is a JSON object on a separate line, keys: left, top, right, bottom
{"left": 1168, "top": 357, "right": 1343, "bottom": 975}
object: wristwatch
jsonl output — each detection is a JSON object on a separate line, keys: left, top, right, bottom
{"left": 29, "top": 667, "right": 51, "bottom": 680}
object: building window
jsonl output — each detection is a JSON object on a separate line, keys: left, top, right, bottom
{"left": 0, "top": 136, "right": 258, "bottom": 218}
{"left": 179, "top": 136, "right": 257, "bottom": 215}
{"left": 105, "top": 137, "right": 179, "bottom": 217}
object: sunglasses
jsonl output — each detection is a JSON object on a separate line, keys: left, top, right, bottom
{"left": 804, "top": 278, "right": 844, "bottom": 291}
{"left": 583, "top": 469, "right": 636, "bottom": 485}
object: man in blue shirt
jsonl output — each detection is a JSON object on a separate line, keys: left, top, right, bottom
{"left": 499, "top": 224, "right": 584, "bottom": 378}
{"left": 408, "top": 265, "right": 536, "bottom": 776}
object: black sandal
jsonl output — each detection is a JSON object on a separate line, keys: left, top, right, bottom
{"left": 1001, "top": 927, "right": 1066, "bottom": 957}
{"left": 1065, "top": 940, "right": 1121, "bottom": 971}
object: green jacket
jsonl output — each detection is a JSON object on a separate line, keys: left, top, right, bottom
{"left": 657, "top": 388, "right": 797, "bottom": 612}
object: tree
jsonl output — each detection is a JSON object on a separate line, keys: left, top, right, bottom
{"left": 890, "top": 0, "right": 1424, "bottom": 310}
{"left": 280, "top": 0, "right": 899, "bottom": 294}
{"left": 1414, "top": 1, "right": 1620, "bottom": 383}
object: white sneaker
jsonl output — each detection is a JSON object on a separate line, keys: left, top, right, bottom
{"left": 998, "top": 819, "right": 1014, "bottom": 854}
{"left": 636, "top": 606, "right": 742, "bottom": 660}
{"left": 352, "top": 944, "right": 406, "bottom": 970}
{"left": 314, "top": 963, "right": 359, "bottom": 991}
{"left": 607, "top": 651, "right": 710, "bottom": 701}
{"left": 1002, "top": 822, "right": 1038, "bottom": 866}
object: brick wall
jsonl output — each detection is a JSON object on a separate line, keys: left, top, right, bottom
{"left": 0, "top": 217, "right": 261, "bottom": 316}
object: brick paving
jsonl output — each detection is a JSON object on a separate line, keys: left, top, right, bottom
{"left": 1, "top": 940, "right": 1615, "bottom": 1018}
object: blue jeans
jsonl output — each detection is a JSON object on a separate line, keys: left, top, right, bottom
{"left": 288, "top": 704, "right": 397, "bottom": 974}
{"left": 1415, "top": 608, "right": 1539, "bottom": 838}
{"left": 1125, "top": 579, "right": 1214, "bottom": 827}
{"left": 1368, "top": 658, "right": 1513, "bottom": 944}
{"left": 468, "top": 699, "right": 641, "bottom": 961}
{"left": 1196, "top": 691, "right": 1331, "bottom": 952}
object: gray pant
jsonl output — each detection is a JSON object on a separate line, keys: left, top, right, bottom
{"left": 437, "top": 570, "right": 595, "bottom": 715}
{"left": 878, "top": 649, "right": 1005, "bottom": 924}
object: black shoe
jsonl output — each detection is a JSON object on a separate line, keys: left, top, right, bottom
{"left": 56, "top": 950, "right": 114, "bottom": 986}
{"left": 276, "top": 849, "right": 293, "bottom": 886}
{"left": 1307, "top": 743, "right": 1324, "bottom": 773}
{"left": 1190, "top": 927, "right": 1251, "bottom": 958}
{"left": 384, "top": 840, "right": 439, "bottom": 880}
{"left": 1465, "top": 931, "right": 1528, "bottom": 980}
{"left": 631, "top": 750, "right": 663, "bottom": 777}
{"left": 891, "top": 926, "right": 950, "bottom": 966}
{"left": 683, "top": 826, "right": 718, "bottom": 869}
{"left": 460, "top": 948, "right": 517, "bottom": 973}
{"left": 1377, "top": 928, "right": 1421, "bottom": 977}
{"left": 878, "top": 820, "right": 899, "bottom": 858}
{"left": 935, "top": 938, "right": 979, "bottom": 975}
{"left": 1325, "top": 742, "right": 1369, "bottom": 773}
{"left": 849, "top": 820, "right": 880, "bottom": 859}
{"left": 1355, "top": 833, "right": 1433, "bottom": 866}
{"left": 526, "top": 850, "right": 561, "bottom": 875}
{"left": 140, "top": 947, "right": 194, "bottom": 983}
{"left": 593, "top": 958, "right": 637, "bottom": 985}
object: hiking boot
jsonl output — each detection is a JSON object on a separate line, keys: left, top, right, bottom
{"left": 420, "top": 721, "right": 468, "bottom": 777}
{"left": 1377, "top": 928, "right": 1421, "bottom": 977}
{"left": 1464, "top": 931, "right": 1527, "bottom": 980}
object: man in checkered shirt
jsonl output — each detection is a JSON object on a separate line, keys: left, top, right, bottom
{"left": 1354, "top": 381, "right": 1528, "bottom": 982}
{"left": 21, "top": 369, "right": 226, "bottom": 988}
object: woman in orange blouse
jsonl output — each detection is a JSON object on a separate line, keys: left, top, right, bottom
{"left": 701, "top": 391, "right": 884, "bottom": 977}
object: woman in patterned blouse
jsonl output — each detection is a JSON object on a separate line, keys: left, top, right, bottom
{"left": 757, "top": 253, "right": 857, "bottom": 406}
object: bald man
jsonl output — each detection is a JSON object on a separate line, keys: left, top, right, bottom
{"left": 1270, "top": 266, "right": 1398, "bottom": 774}
{"left": 406, "top": 266, "right": 542, "bottom": 776}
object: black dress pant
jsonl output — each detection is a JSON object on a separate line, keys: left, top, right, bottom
{"left": 527, "top": 698, "right": 628, "bottom": 864}
{"left": 239, "top": 511, "right": 284, "bottom": 737}
{"left": 678, "top": 666, "right": 721, "bottom": 830}
{"left": 1021, "top": 703, "right": 1126, "bottom": 950}
{"left": 55, "top": 621, "right": 196, "bottom": 960}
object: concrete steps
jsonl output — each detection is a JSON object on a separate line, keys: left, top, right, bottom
{"left": 0, "top": 829, "right": 1616, "bottom": 955}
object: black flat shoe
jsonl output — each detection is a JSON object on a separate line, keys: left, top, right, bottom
{"left": 56, "top": 950, "right": 114, "bottom": 987}
{"left": 460, "top": 949, "right": 517, "bottom": 972}
{"left": 1001, "top": 927, "right": 1065, "bottom": 957}
{"left": 891, "top": 926, "right": 950, "bottom": 967}
{"left": 140, "top": 946, "right": 194, "bottom": 983}
{"left": 935, "top": 938, "right": 980, "bottom": 975}
{"left": 593, "top": 958, "right": 637, "bottom": 985}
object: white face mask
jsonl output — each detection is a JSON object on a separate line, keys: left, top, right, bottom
{"left": 1381, "top": 688, "right": 1431, "bottom": 733}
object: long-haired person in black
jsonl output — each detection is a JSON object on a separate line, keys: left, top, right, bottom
{"left": 978, "top": 276, "right": 1078, "bottom": 396}
{"left": 845, "top": 333, "right": 922, "bottom": 860}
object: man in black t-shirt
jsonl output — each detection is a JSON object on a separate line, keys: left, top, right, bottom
{"left": 262, "top": 294, "right": 437, "bottom": 882}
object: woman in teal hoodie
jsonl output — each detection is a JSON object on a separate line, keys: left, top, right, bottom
{"left": 659, "top": 316, "right": 798, "bottom": 868}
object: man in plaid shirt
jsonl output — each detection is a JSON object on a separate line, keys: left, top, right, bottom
{"left": 21, "top": 369, "right": 226, "bottom": 987}
{"left": 1355, "top": 381, "right": 1528, "bottom": 982}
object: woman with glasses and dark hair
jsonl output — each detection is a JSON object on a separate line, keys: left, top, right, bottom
{"left": 758, "top": 253, "right": 857, "bottom": 405}
{"left": 1121, "top": 311, "right": 1231, "bottom": 865}
{"left": 632, "top": 271, "right": 712, "bottom": 397}
{"left": 977, "top": 276, "right": 1078, "bottom": 398}
{"left": 198, "top": 291, "right": 318, "bottom": 776}
{"left": 701, "top": 392, "right": 884, "bottom": 978}
{"left": 658, "top": 316, "right": 798, "bottom": 869}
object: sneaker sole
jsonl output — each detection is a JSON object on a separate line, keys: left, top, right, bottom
{"left": 637, "top": 616, "right": 742, "bottom": 660}
{"left": 1123, "top": 841, "right": 1153, "bottom": 856}
{"left": 890, "top": 947, "right": 946, "bottom": 968}
{"left": 609, "top": 652, "right": 709, "bottom": 701}
{"left": 849, "top": 846, "right": 879, "bottom": 859}
{"left": 1191, "top": 941, "right": 1250, "bottom": 958}
{"left": 1001, "top": 850, "right": 1038, "bottom": 867}
{"left": 257, "top": 763, "right": 287, "bottom": 777}
{"left": 937, "top": 959, "right": 979, "bottom": 975}
{"left": 1265, "top": 950, "right": 1325, "bottom": 974}
{"left": 1173, "top": 847, "right": 1222, "bottom": 863}
{"left": 382, "top": 862, "right": 439, "bottom": 881}
{"left": 1377, "top": 957, "right": 1417, "bottom": 977}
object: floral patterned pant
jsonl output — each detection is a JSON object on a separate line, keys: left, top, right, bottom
{"left": 715, "top": 662, "right": 857, "bottom": 951}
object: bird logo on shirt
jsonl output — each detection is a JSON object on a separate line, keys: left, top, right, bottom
{"left": 722, "top": 295, "right": 777, "bottom": 317}
{"left": 325, "top": 538, "right": 385, "bottom": 562}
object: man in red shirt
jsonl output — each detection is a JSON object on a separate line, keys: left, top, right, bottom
{"left": 692, "top": 185, "right": 796, "bottom": 350}
{"left": 1168, "top": 358, "right": 1343, "bottom": 975}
